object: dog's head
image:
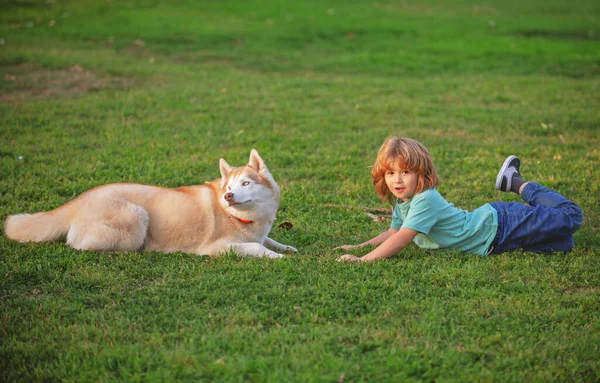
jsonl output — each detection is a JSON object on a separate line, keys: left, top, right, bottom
{"left": 218, "top": 149, "right": 280, "bottom": 213}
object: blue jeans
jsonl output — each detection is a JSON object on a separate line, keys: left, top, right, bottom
{"left": 489, "top": 182, "right": 583, "bottom": 254}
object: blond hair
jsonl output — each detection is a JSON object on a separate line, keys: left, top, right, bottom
{"left": 371, "top": 137, "right": 440, "bottom": 204}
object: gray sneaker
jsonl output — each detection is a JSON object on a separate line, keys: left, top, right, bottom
{"left": 495, "top": 155, "right": 521, "bottom": 192}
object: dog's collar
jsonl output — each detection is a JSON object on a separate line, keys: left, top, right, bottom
{"left": 235, "top": 217, "right": 253, "bottom": 224}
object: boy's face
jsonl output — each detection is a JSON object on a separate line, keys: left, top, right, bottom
{"left": 385, "top": 164, "right": 418, "bottom": 202}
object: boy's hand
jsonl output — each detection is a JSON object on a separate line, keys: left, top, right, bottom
{"left": 337, "top": 254, "right": 363, "bottom": 262}
{"left": 334, "top": 244, "right": 358, "bottom": 251}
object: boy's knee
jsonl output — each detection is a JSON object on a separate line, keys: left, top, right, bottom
{"left": 557, "top": 201, "right": 583, "bottom": 233}
{"left": 569, "top": 204, "right": 583, "bottom": 232}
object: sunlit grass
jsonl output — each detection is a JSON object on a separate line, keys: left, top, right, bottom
{"left": 1, "top": 0, "right": 599, "bottom": 381}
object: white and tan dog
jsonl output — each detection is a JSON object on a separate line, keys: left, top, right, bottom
{"left": 4, "top": 150, "right": 297, "bottom": 258}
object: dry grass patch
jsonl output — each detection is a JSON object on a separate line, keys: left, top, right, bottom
{"left": 0, "top": 64, "right": 134, "bottom": 101}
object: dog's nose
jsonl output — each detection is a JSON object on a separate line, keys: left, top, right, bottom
{"left": 224, "top": 192, "right": 234, "bottom": 201}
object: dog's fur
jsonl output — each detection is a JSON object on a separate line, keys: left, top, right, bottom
{"left": 4, "top": 150, "right": 297, "bottom": 258}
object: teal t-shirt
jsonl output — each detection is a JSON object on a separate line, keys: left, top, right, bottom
{"left": 390, "top": 189, "right": 498, "bottom": 255}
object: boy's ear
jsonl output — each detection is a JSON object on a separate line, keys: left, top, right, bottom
{"left": 248, "top": 149, "right": 267, "bottom": 173}
{"left": 219, "top": 158, "right": 232, "bottom": 188}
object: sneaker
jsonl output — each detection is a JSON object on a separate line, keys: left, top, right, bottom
{"left": 495, "top": 155, "right": 521, "bottom": 192}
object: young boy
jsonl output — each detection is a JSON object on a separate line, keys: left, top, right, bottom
{"left": 336, "top": 137, "right": 583, "bottom": 262}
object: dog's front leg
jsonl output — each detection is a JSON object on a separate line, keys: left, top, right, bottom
{"left": 227, "top": 242, "right": 284, "bottom": 258}
{"left": 264, "top": 237, "right": 298, "bottom": 253}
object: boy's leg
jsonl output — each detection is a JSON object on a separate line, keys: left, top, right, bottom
{"left": 491, "top": 156, "right": 583, "bottom": 254}
{"left": 522, "top": 236, "right": 574, "bottom": 253}
{"left": 520, "top": 182, "right": 583, "bottom": 224}
{"left": 490, "top": 201, "right": 578, "bottom": 254}
{"left": 495, "top": 155, "right": 583, "bottom": 230}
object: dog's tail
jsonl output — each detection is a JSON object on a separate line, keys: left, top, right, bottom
{"left": 4, "top": 204, "right": 73, "bottom": 243}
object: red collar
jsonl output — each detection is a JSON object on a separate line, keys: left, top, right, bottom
{"left": 235, "top": 217, "right": 253, "bottom": 224}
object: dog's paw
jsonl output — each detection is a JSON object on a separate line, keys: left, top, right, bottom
{"left": 268, "top": 252, "right": 285, "bottom": 259}
{"left": 284, "top": 245, "right": 298, "bottom": 253}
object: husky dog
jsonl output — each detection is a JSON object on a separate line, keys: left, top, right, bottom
{"left": 4, "top": 150, "right": 297, "bottom": 258}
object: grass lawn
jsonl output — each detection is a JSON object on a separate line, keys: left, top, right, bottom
{"left": 1, "top": 0, "right": 599, "bottom": 381}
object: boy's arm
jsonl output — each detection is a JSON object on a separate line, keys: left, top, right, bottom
{"left": 338, "top": 228, "right": 418, "bottom": 262}
{"left": 334, "top": 228, "right": 397, "bottom": 250}
{"left": 358, "top": 228, "right": 399, "bottom": 247}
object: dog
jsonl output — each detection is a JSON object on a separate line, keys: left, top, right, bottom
{"left": 4, "top": 150, "right": 297, "bottom": 258}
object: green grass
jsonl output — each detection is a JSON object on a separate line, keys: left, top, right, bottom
{"left": 1, "top": 0, "right": 599, "bottom": 381}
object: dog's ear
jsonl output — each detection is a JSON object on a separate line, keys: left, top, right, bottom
{"left": 248, "top": 149, "right": 267, "bottom": 173}
{"left": 219, "top": 159, "right": 233, "bottom": 186}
